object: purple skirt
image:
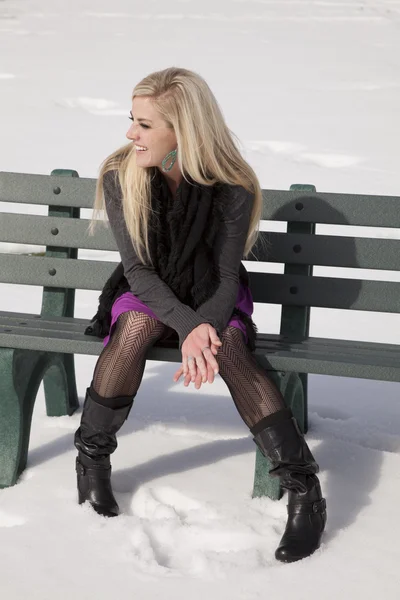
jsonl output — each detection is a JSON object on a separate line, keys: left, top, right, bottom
{"left": 103, "top": 282, "right": 254, "bottom": 348}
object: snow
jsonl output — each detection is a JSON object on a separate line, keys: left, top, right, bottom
{"left": 0, "top": 0, "right": 400, "bottom": 598}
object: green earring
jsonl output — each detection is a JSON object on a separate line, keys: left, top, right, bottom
{"left": 161, "top": 148, "right": 177, "bottom": 172}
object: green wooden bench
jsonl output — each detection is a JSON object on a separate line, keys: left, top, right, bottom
{"left": 1, "top": 169, "right": 399, "bottom": 498}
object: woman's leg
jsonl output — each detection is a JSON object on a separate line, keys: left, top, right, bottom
{"left": 216, "top": 326, "right": 326, "bottom": 563}
{"left": 92, "top": 310, "right": 168, "bottom": 400}
{"left": 74, "top": 311, "right": 168, "bottom": 517}
{"left": 215, "top": 326, "right": 287, "bottom": 429}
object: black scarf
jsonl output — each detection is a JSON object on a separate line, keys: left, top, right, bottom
{"left": 84, "top": 170, "right": 257, "bottom": 351}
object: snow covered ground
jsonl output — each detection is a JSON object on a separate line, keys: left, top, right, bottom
{"left": 0, "top": 0, "right": 399, "bottom": 598}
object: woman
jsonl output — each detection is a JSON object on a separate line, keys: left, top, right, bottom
{"left": 75, "top": 67, "right": 326, "bottom": 563}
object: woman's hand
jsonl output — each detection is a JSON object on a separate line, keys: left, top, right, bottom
{"left": 173, "top": 324, "right": 222, "bottom": 389}
{"left": 173, "top": 347, "right": 219, "bottom": 388}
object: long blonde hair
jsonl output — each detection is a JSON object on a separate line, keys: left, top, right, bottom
{"left": 88, "top": 67, "right": 263, "bottom": 265}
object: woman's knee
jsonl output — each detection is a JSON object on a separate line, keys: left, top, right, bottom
{"left": 114, "top": 310, "right": 166, "bottom": 342}
{"left": 216, "top": 326, "right": 245, "bottom": 363}
{"left": 220, "top": 326, "right": 245, "bottom": 347}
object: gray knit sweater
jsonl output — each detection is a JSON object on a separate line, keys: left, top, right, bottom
{"left": 103, "top": 170, "right": 254, "bottom": 347}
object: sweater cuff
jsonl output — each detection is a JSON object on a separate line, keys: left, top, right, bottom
{"left": 195, "top": 313, "right": 223, "bottom": 338}
{"left": 170, "top": 306, "right": 211, "bottom": 350}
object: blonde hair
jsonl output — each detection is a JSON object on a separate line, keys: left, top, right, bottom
{"left": 88, "top": 67, "right": 264, "bottom": 265}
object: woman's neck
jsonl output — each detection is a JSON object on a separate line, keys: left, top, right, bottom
{"left": 158, "top": 165, "right": 183, "bottom": 199}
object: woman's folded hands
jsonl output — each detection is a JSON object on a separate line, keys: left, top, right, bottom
{"left": 173, "top": 323, "right": 222, "bottom": 389}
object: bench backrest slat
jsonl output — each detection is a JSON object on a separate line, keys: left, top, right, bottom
{"left": 251, "top": 232, "right": 400, "bottom": 270}
{"left": 262, "top": 189, "right": 400, "bottom": 228}
{"left": 0, "top": 213, "right": 116, "bottom": 252}
{"left": 2, "top": 171, "right": 400, "bottom": 227}
{"left": 1, "top": 254, "right": 399, "bottom": 313}
{"left": 0, "top": 172, "right": 96, "bottom": 208}
{"left": 249, "top": 272, "right": 400, "bottom": 313}
{"left": 1, "top": 213, "right": 399, "bottom": 272}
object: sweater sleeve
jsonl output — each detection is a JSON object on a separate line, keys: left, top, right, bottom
{"left": 195, "top": 185, "right": 255, "bottom": 335}
{"left": 102, "top": 170, "right": 210, "bottom": 348}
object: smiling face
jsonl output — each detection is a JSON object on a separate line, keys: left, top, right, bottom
{"left": 126, "top": 96, "right": 178, "bottom": 171}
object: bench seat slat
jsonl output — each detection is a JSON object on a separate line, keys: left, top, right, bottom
{"left": 0, "top": 311, "right": 92, "bottom": 333}
{"left": 0, "top": 311, "right": 398, "bottom": 358}
{"left": 0, "top": 312, "right": 399, "bottom": 382}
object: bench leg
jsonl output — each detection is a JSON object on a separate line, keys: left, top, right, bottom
{"left": 252, "top": 371, "right": 307, "bottom": 500}
{"left": 284, "top": 371, "right": 307, "bottom": 434}
{"left": 43, "top": 353, "right": 79, "bottom": 417}
{"left": 0, "top": 348, "right": 21, "bottom": 487}
{"left": 252, "top": 446, "right": 283, "bottom": 500}
{"left": 0, "top": 347, "right": 79, "bottom": 488}
{"left": 0, "top": 347, "right": 41, "bottom": 487}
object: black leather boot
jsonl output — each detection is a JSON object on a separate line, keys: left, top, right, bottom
{"left": 252, "top": 409, "right": 327, "bottom": 563}
{"left": 74, "top": 385, "right": 135, "bottom": 518}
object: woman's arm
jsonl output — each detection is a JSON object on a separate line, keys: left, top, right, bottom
{"left": 103, "top": 170, "right": 208, "bottom": 347}
{"left": 195, "top": 185, "right": 255, "bottom": 334}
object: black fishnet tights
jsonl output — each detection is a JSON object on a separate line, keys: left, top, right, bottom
{"left": 92, "top": 312, "right": 285, "bottom": 429}
{"left": 216, "top": 326, "right": 286, "bottom": 428}
{"left": 92, "top": 311, "right": 167, "bottom": 398}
